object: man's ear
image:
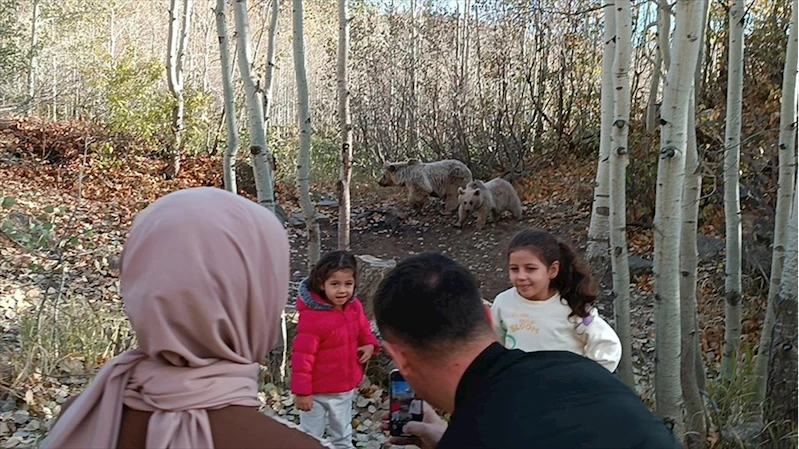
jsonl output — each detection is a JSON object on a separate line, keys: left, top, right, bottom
{"left": 382, "top": 341, "right": 412, "bottom": 377}
{"left": 483, "top": 303, "right": 493, "bottom": 326}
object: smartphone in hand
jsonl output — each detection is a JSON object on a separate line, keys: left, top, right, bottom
{"left": 389, "top": 369, "right": 424, "bottom": 437}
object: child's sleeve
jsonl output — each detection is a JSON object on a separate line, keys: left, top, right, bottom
{"left": 577, "top": 308, "right": 623, "bottom": 372}
{"left": 489, "top": 298, "right": 506, "bottom": 345}
{"left": 290, "top": 315, "right": 321, "bottom": 396}
{"left": 356, "top": 300, "right": 381, "bottom": 354}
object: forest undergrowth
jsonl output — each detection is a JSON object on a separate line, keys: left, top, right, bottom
{"left": 0, "top": 116, "right": 786, "bottom": 448}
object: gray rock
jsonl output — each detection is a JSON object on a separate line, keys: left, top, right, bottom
{"left": 721, "top": 421, "right": 764, "bottom": 448}
{"left": 316, "top": 200, "right": 339, "bottom": 208}
{"left": 628, "top": 256, "right": 653, "bottom": 277}
{"left": 697, "top": 234, "right": 724, "bottom": 261}
{"left": 355, "top": 255, "right": 396, "bottom": 319}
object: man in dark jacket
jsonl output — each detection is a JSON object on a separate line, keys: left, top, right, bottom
{"left": 373, "top": 252, "right": 682, "bottom": 449}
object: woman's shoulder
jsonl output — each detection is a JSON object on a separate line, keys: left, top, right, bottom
{"left": 208, "top": 406, "right": 333, "bottom": 449}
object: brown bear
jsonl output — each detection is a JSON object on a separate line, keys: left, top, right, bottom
{"left": 455, "top": 177, "right": 523, "bottom": 230}
{"left": 378, "top": 158, "right": 473, "bottom": 214}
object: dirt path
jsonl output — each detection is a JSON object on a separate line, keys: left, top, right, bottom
{"left": 286, "top": 196, "right": 592, "bottom": 301}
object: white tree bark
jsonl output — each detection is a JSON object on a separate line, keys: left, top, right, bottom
{"left": 293, "top": 0, "right": 321, "bottom": 268}
{"left": 754, "top": 0, "right": 798, "bottom": 404}
{"left": 609, "top": 0, "right": 634, "bottom": 389}
{"left": 679, "top": 5, "right": 711, "bottom": 448}
{"left": 585, "top": 1, "right": 615, "bottom": 270}
{"left": 216, "top": 0, "right": 240, "bottom": 194}
{"left": 337, "top": 0, "right": 353, "bottom": 250}
{"left": 409, "top": 0, "right": 420, "bottom": 157}
{"left": 166, "top": 0, "right": 192, "bottom": 179}
{"left": 653, "top": 0, "right": 705, "bottom": 437}
{"left": 680, "top": 94, "right": 707, "bottom": 449}
{"left": 234, "top": 0, "right": 277, "bottom": 212}
{"left": 26, "top": 0, "right": 41, "bottom": 115}
{"left": 645, "top": 0, "right": 670, "bottom": 132}
{"left": 720, "top": 0, "right": 745, "bottom": 380}
{"left": 263, "top": 0, "right": 279, "bottom": 124}
{"left": 765, "top": 182, "right": 798, "bottom": 434}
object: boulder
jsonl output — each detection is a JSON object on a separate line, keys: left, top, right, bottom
{"left": 355, "top": 255, "right": 397, "bottom": 320}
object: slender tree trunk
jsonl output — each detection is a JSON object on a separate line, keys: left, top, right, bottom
{"left": 263, "top": 0, "right": 279, "bottom": 124}
{"left": 26, "top": 0, "right": 41, "bottom": 115}
{"left": 337, "top": 0, "right": 353, "bottom": 250}
{"left": 234, "top": 0, "right": 277, "bottom": 212}
{"left": 680, "top": 95, "right": 708, "bottom": 449}
{"left": 609, "top": 0, "right": 634, "bottom": 389}
{"left": 217, "top": 0, "right": 240, "bottom": 194}
{"left": 645, "top": 0, "right": 670, "bottom": 133}
{"left": 693, "top": 0, "right": 712, "bottom": 394}
{"left": 645, "top": 50, "right": 662, "bottom": 132}
{"left": 293, "top": 0, "right": 321, "bottom": 268}
{"left": 679, "top": 5, "right": 711, "bottom": 449}
{"left": 409, "top": 0, "right": 420, "bottom": 157}
{"left": 653, "top": 0, "right": 705, "bottom": 437}
{"left": 754, "top": 0, "right": 798, "bottom": 404}
{"left": 720, "top": 0, "right": 745, "bottom": 380}
{"left": 764, "top": 183, "right": 798, "bottom": 446}
{"left": 166, "top": 0, "right": 192, "bottom": 179}
{"left": 585, "top": 1, "right": 615, "bottom": 273}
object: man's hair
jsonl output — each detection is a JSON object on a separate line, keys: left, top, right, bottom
{"left": 373, "top": 252, "right": 492, "bottom": 355}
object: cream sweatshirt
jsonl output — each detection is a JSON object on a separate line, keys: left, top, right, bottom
{"left": 490, "top": 288, "right": 622, "bottom": 372}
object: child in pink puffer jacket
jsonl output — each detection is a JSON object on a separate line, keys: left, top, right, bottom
{"left": 291, "top": 251, "right": 380, "bottom": 449}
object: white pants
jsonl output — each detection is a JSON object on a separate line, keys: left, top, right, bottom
{"left": 299, "top": 389, "right": 355, "bottom": 449}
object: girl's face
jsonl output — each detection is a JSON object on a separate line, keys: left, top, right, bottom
{"left": 508, "top": 249, "right": 559, "bottom": 301}
{"left": 322, "top": 269, "right": 356, "bottom": 308}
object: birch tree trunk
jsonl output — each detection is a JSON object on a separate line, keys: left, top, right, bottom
{"left": 26, "top": 0, "right": 41, "bottom": 115}
{"left": 166, "top": 0, "right": 192, "bottom": 179}
{"left": 263, "top": 0, "right": 279, "bottom": 123}
{"left": 764, "top": 183, "right": 798, "bottom": 444}
{"left": 234, "top": 0, "right": 277, "bottom": 212}
{"left": 653, "top": 0, "right": 705, "bottom": 437}
{"left": 754, "top": 0, "right": 798, "bottom": 404}
{"left": 293, "top": 0, "right": 321, "bottom": 268}
{"left": 609, "top": 0, "right": 634, "bottom": 389}
{"left": 337, "top": 0, "right": 353, "bottom": 250}
{"left": 720, "top": 0, "right": 745, "bottom": 380}
{"left": 409, "top": 0, "right": 420, "bottom": 157}
{"left": 645, "top": 0, "right": 670, "bottom": 132}
{"left": 679, "top": 5, "right": 711, "bottom": 448}
{"left": 680, "top": 95, "right": 708, "bottom": 449}
{"left": 216, "top": 0, "right": 240, "bottom": 194}
{"left": 585, "top": 1, "right": 615, "bottom": 272}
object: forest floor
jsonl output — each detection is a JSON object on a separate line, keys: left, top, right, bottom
{"left": 0, "top": 117, "right": 771, "bottom": 448}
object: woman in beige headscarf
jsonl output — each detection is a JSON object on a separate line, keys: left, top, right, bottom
{"left": 42, "top": 187, "right": 331, "bottom": 449}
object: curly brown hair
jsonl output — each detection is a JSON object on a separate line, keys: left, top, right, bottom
{"left": 308, "top": 250, "right": 358, "bottom": 298}
{"left": 506, "top": 228, "right": 597, "bottom": 318}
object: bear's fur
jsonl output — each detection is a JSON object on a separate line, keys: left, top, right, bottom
{"left": 455, "top": 178, "right": 523, "bottom": 229}
{"left": 378, "top": 158, "right": 473, "bottom": 214}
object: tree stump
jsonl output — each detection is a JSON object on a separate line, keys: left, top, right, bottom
{"left": 355, "top": 255, "right": 396, "bottom": 320}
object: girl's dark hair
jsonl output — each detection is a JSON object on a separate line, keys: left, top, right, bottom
{"left": 506, "top": 228, "right": 597, "bottom": 318}
{"left": 308, "top": 250, "right": 358, "bottom": 296}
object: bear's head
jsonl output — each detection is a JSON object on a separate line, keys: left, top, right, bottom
{"left": 378, "top": 159, "right": 421, "bottom": 187}
{"left": 458, "top": 183, "right": 484, "bottom": 213}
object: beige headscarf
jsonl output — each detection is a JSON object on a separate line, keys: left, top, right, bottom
{"left": 41, "top": 187, "right": 291, "bottom": 449}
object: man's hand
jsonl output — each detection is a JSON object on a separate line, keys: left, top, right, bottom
{"left": 295, "top": 395, "right": 314, "bottom": 412}
{"left": 381, "top": 401, "right": 448, "bottom": 449}
{"left": 357, "top": 344, "right": 375, "bottom": 363}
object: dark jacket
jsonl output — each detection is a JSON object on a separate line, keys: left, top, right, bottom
{"left": 436, "top": 342, "right": 683, "bottom": 449}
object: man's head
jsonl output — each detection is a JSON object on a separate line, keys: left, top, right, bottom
{"left": 373, "top": 252, "right": 495, "bottom": 411}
